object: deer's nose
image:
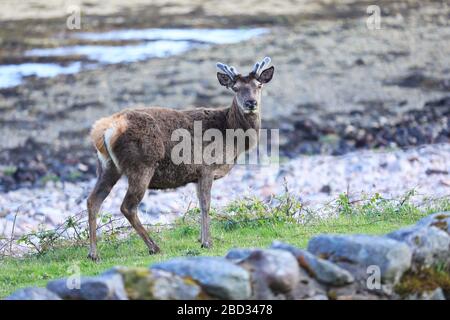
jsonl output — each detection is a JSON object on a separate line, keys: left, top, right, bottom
{"left": 245, "top": 100, "right": 258, "bottom": 109}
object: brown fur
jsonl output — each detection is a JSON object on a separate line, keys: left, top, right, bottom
{"left": 112, "top": 101, "right": 260, "bottom": 187}
{"left": 86, "top": 65, "right": 274, "bottom": 260}
{"left": 90, "top": 101, "right": 261, "bottom": 188}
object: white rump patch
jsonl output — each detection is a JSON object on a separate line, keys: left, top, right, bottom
{"left": 97, "top": 150, "right": 110, "bottom": 169}
{"left": 104, "top": 127, "right": 122, "bottom": 172}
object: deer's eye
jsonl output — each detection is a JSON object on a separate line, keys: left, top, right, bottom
{"left": 231, "top": 86, "right": 238, "bottom": 92}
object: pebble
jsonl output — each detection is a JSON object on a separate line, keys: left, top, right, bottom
{"left": 0, "top": 143, "right": 449, "bottom": 238}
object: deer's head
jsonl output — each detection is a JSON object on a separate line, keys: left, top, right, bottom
{"left": 216, "top": 57, "right": 275, "bottom": 114}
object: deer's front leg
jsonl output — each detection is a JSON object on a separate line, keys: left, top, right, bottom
{"left": 196, "top": 173, "right": 213, "bottom": 248}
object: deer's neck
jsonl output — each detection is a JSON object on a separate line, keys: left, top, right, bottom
{"left": 226, "top": 98, "right": 261, "bottom": 132}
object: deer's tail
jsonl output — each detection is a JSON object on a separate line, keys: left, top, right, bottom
{"left": 101, "top": 127, "right": 121, "bottom": 172}
{"left": 90, "top": 114, "right": 128, "bottom": 173}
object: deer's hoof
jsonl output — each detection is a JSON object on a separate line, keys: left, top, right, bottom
{"left": 149, "top": 245, "right": 161, "bottom": 255}
{"left": 201, "top": 241, "right": 213, "bottom": 249}
{"left": 87, "top": 252, "right": 100, "bottom": 262}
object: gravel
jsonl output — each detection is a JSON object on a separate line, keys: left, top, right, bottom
{"left": 0, "top": 143, "right": 449, "bottom": 237}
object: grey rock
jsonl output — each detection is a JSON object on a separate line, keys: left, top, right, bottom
{"left": 306, "top": 294, "right": 329, "bottom": 300}
{"left": 387, "top": 225, "right": 450, "bottom": 269}
{"left": 236, "top": 249, "right": 302, "bottom": 299}
{"left": 151, "top": 257, "right": 251, "bottom": 300}
{"left": 225, "top": 248, "right": 256, "bottom": 262}
{"left": 308, "top": 234, "right": 412, "bottom": 285}
{"left": 5, "top": 287, "right": 61, "bottom": 300}
{"left": 327, "top": 283, "right": 358, "bottom": 300}
{"left": 326, "top": 282, "right": 387, "bottom": 300}
{"left": 231, "top": 248, "right": 327, "bottom": 299}
{"left": 143, "top": 269, "right": 203, "bottom": 300}
{"left": 335, "top": 293, "right": 384, "bottom": 300}
{"left": 47, "top": 278, "right": 83, "bottom": 300}
{"left": 47, "top": 273, "right": 128, "bottom": 300}
{"left": 104, "top": 266, "right": 203, "bottom": 300}
{"left": 271, "top": 241, "right": 354, "bottom": 286}
{"left": 416, "top": 212, "right": 450, "bottom": 235}
{"left": 404, "top": 287, "right": 446, "bottom": 300}
{"left": 292, "top": 269, "right": 327, "bottom": 300}
{"left": 428, "top": 288, "right": 446, "bottom": 300}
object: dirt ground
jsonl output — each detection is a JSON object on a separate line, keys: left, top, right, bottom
{"left": 0, "top": 0, "right": 449, "bottom": 191}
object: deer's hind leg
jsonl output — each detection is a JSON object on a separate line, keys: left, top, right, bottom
{"left": 87, "top": 161, "right": 121, "bottom": 261}
{"left": 121, "top": 167, "right": 160, "bottom": 254}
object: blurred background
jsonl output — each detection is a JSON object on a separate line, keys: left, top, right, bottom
{"left": 0, "top": 0, "right": 449, "bottom": 236}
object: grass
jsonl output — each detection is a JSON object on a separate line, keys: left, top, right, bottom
{"left": 0, "top": 192, "right": 449, "bottom": 298}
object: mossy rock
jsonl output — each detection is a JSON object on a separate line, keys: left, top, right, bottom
{"left": 417, "top": 212, "right": 450, "bottom": 235}
{"left": 108, "top": 267, "right": 208, "bottom": 300}
{"left": 395, "top": 268, "right": 450, "bottom": 299}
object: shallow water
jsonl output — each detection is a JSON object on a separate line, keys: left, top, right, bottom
{"left": 73, "top": 28, "right": 267, "bottom": 43}
{"left": 0, "top": 62, "right": 81, "bottom": 88}
{"left": 26, "top": 41, "right": 196, "bottom": 64}
{"left": 0, "top": 28, "right": 267, "bottom": 88}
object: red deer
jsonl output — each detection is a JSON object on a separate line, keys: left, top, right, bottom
{"left": 87, "top": 57, "right": 275, "bottom": 260}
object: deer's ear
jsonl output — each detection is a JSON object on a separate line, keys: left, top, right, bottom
{"left": 258, "top": 66, "right": 274, "bottom": 84}
{"left": 217, "top": 72, "right": 234, "bottom": 88}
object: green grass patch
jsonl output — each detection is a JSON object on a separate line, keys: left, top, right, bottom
{"left": 0, "top": 192, "right": 449, "bottom": 298}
